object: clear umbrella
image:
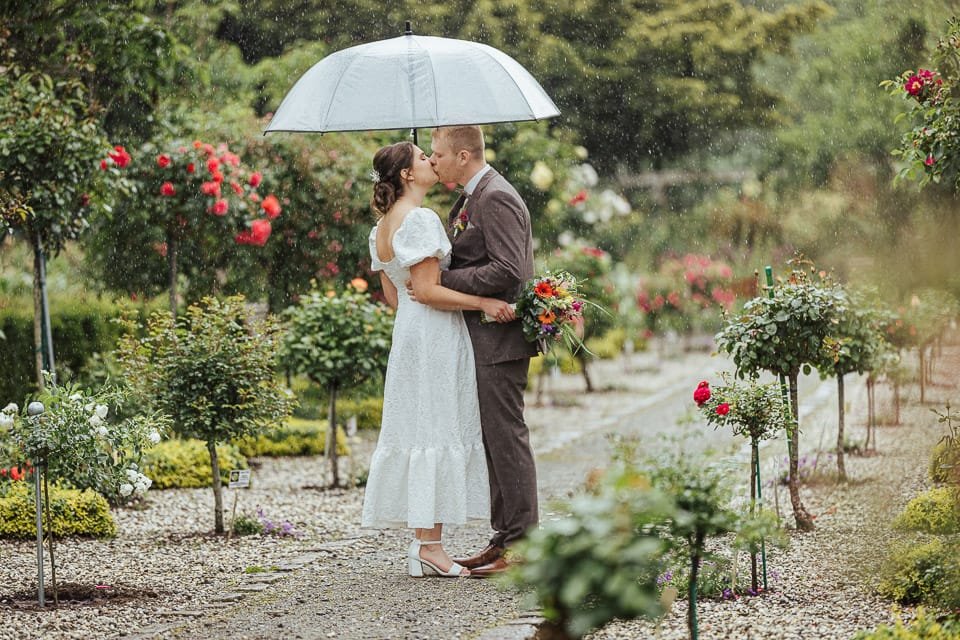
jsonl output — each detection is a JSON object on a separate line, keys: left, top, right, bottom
{"left": 264, "top": 22, "right": 560, "bottom": 141}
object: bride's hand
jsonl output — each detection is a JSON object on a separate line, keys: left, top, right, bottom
{"left": 482, "top": 300, "right": 515, "bottom": 323}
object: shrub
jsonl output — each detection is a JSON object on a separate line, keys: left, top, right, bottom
{"left": 142, "top": 439, "right": 248, "bottom": 489}
{"left": 336, "top": 397, "right": 383, "bottom": 431}
{"left": 236, "top": 418, "right": 349, "bottom": 458}
{"left": 854, "top": 609, "right": 960, "bottom": 640}
{"left": 930, "top": 440, "right": 960, "bottom": 484}
{"left": 893, "top": 488, "right": 960, "bottom": 534}
{"left": 584, "top": 327, "right": 626, "bottom": 359}
{"left": 877, "top": 537, "right": 960, "bottom": 607}
{"left": 0, "top": 482, "right": 115, "bottom": 539}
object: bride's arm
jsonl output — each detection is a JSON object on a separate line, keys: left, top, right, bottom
{"left": 409, "top": 258, "right": 514, "bottom": 320}
{"left": 379, "top": 272, "right": 399, "bottom": 310}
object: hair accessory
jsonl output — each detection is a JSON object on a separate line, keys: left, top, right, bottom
{"left": 369, "top": 169, "right": 381, "bottom": 183}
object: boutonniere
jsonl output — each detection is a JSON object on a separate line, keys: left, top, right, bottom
{"left": 452, "top": 210, "right": 469, "bottom": 238}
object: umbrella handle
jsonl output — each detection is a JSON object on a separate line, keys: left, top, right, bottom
{"left": 405, "top": 20, "right": 413, "bottom": 36}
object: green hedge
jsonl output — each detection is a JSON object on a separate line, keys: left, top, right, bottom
{"left": 878, "top": 536, "right": 960, "bottom": 609}
{"left": 142, "top": 439, "right": 248, "bottom": 489}
{"left": 930, "top": 440, "right": 960, "bottom": 484}
{"left": 236, "top": 418, "right": 350, "bottom": 457}
{"left": 337, "top": 397, "right": 383, "bottom": 430}
{"left": 854, "top": 609, "right": 960, "bottom": 639}
{"left": 893, "top": 487, "right": 960, "bottom": 534}
{"left": 0, "top": 482, "right": 115, "bottom": 539}
{"left": 0, "top": 295, "right": 129, "bottom": 403}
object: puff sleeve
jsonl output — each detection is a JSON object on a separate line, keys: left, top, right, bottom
{"left": 368, "top": 225, "right": 386, "bottom": 272}
{"left": 392, "top": 208, "right": 451, "bottom": 268}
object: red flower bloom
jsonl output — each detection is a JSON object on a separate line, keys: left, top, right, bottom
{"left": 235, "top": 219, "right": 272, "bottom": 246}
{"left": 534, "top": 281, "right": 556, "bottom": 299}
{"left": 153, "top": 242, "right": 168, "bottom": 257}
{"left": 693, "top": 381, "right": 710, "bottom": 406}
{"left": 904, "top": 75, "right": 923, "bottom": 96}
{"left": 925, "top": 154, "right": 936, "bottom": 167}
{"left": 207, "top": 157, "right": 220, "bottom": 173}
{"left": 230, "top": 181, "right": 244, "bottom": 196}
{"left": 261, "top": 194, "right": 282, "bottom": 219}
{"left": 569, "top": 189, "right": 588, "bottom": 206}
{"left": 212, "top": 171, "right": 224, "bottom": 184}
{"left": 160, "top": 182, "right": 176, "bottom": 196}
{"left": 200, "top": 181, "right": 221, "bottom": 197}
{"left": 186, "top": 162, "right": 196, "bottom": 174}
{"left": 108, "top": 146, "right": 131, "bottom": 168}
{"left": 9, "top": 467, "right": 22, "bottom": 481}
{"left": 0, "top": 468, "right": 6, "bottom": 478}
{"left": 100, "top": 159, "right": 108, "bottom": 170}
{"left": 80, "top": 193, "right": 90, "bottom": 207}
{"left": 210, "top": 199, "right": 228, "bottom": 216}
{"left": 716, "top": 403, "right": 730, "bottom": 416}
{"left": 157, "top": 154, "right": 171, "bottom": 168}
{"left": 248, "top": 171, "right": 262, "bottom": 188}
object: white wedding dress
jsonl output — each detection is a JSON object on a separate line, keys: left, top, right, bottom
{"left": 361, "top": 207, "right": 490, "bottom": 529}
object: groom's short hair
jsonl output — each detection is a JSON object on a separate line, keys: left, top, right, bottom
{"left": 434, "top": 126, "right": 484, "bottom": 160}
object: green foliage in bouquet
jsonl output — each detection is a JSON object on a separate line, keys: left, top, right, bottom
{"left": 142, "top": 439, "right": 247, "bottom": 490}
{"left": 892, "top": 488, "right": 960, "bottom": 535}
{"left": 0, "top": 482, "right": 115, "bottom": 539}
{"left": 513, "top": 271, "right": 589, "bottom": 354}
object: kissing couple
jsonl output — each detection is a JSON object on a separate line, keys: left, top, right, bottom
{"left": 360, "top": 125, "right": 540, "bottom": 578}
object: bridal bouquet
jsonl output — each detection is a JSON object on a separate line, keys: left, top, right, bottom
{"left": 514, "top": 271, "right": 588, "bottom": 353}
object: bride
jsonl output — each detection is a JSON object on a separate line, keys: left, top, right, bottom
{"left": 360, "top": 141, "right": 515, "bottom": 577}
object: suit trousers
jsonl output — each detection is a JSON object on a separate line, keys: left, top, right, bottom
{"left": 474, "top": 358, "right": 539, "bottom": 547}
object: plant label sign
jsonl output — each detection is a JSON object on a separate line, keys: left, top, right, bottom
{"left": 228, "top": 469, "right": 251, "bottom": 489}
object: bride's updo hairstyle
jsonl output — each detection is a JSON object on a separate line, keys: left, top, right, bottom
{"left": 371, "top": 141, "right": 415, "bottom": 216}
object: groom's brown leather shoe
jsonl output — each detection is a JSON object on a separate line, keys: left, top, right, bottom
{"left": 453, "top": 544, "right": 504, "bottom": 570}
{"left": 468, "top": 556, "right": 511, "bottom": 578}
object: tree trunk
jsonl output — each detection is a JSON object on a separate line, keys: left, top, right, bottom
{"left": 787, "top": 372, "right": 815, "bottom": 531}
{"left": 327, "top": 384, "right": 340, "bottom": 487}
{"left": 687, "top": 535, "right": 704, "bottom": 640}
{"left": 919, "top": 347, "right": 926, "bottom": 404}
{"left": 167, "top": 225, "right": 178, "bottom": 318}
{"left": 207, "top": 441, "right": 224, "bottom": 534}
{"left": 575, "top": 352, "right": 594, "bottom": 393}
{"left": 836, "top": 375, "right": 846, "bottom": 480}
{"left": 32, "top": 233, "right": 55, "bottom": 388}
{"left": 749, "top": 441, "right": 758, "bottom": 592}
{"left": 893, "top": 381, "right": 901, "bottom": 425}
{"left": 42, "top": 468, "right": 58, "bottom": 606}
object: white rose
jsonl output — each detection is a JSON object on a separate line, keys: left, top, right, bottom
{"left": 126, "top": 469, "right": 139, "bottom": 481}
{"left": 84, "top": 402, "right": 95, "bottom": 413}
{"left": 119, "top": 483, "right": 133, "bottom": 497}
{"left": 129, "top": 462, "right": 138, "bottom": 470}
{"left": 0, "top": 413, "right": 13, "bottom": 428}
{"left": 529, "top": 161, "right": 554, "bottom": 191}
{"left": 3, "top": 402, "right": 18, "bottom": 414}
{"left": 148, "top": 430, "right": 161, "bottom": 444}
{"left": 88, "top": 414, "right": 103, "bottom": 427}
{"left": 97, "top": 425, "right": 109, "bottom": 437}
{"left": 68, "top": 393, "right": 83, "bottom": 402}
{"left": 95, "top": 405, "right": 108, "bottom": 419}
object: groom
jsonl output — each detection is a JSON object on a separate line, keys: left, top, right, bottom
{"left": 428, "top": 125, "right": 539, "bottom": 577}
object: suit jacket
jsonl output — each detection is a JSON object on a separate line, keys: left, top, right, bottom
{"left": 440, "top": 167, "right": 538, "bottom": 365}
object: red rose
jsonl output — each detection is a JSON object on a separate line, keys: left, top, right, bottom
{"left": 904, "top": 75, "right": 923, "bottom": 96}
{"left": 212, "top": 171, "right": 224, "bottom": 184}
{"left": 261, "top": 194, "right": 282, "bottom": 219}
{"left": 925, "top": 154, "right": 935, "bottom": 167}
{"left": 157, "top": 154, "right": 171, "bottom": 168}
{"left": 0, "top": 468, "right": 7, "bottom": 478}
{"left": 248, "top": 171, "right": 262, "bottom": 188}
{"left": 160, "top": 182, "right": 176, "bottom": 197}
{"left": 9, "top": 467, "right": 22, "bottom": 481}
{"left": 200, "top": 181, "right": 221, "bottom": 197}
{"left": 206, "top": 157, "right": 220, "bottom": 174}
{"left": 716, "top": 403, "right": 730, "bottom": 416}
{"left": 210, "top": 199, "right": 228, "bottom": 216}
{"left": 230, "top": 181, "right": 244, "bottom": 196}
{"left": 108, "top": 146, "right": 131, "bottom": 168}
{"left": 235, "top": 219, "right": 272, "bottom": 246}
{"left": 80, "top": 193, "right": 90, "bottom": 207}
{"left": 100, "top": 159, "right": 108, "bottom": 170}
{"left": 186, "top": 163, "right": 196, "bottom": 174}
{"left": 693, "top": 381, "right": 710, "bottom": 406}
{"left": 569, "top": 189, "right": 588, "bottom": 206}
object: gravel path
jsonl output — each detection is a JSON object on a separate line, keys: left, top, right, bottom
{"left": 0, "top": 339, "right": 951, "bottom": 639}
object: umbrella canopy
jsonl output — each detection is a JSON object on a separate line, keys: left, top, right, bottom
{"left": 264, "top": 30, "right": 560, "bottom": 134}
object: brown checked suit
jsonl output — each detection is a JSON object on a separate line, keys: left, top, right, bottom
{"left": 440, "top": 167, "right": 539, "bottom": 548}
